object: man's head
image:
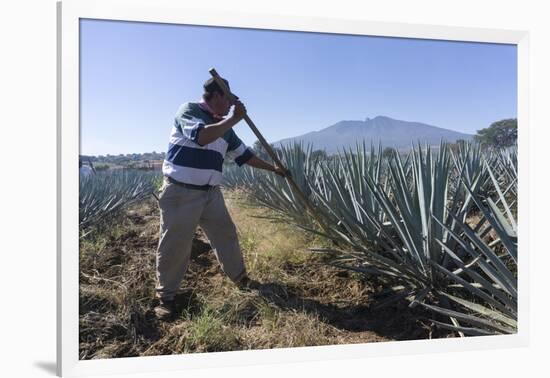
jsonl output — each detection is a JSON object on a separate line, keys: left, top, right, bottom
{"left": 202, "top": 77, "right": 233, "bottom": 116}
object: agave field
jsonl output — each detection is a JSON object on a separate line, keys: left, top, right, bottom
{"left": 79, "top": 170, "right": 162, "bottom": 236}
{"left": 224, "top": 141, "right": 518, "bottom": 336}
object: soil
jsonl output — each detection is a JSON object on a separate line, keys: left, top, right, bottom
{"left": 79, "top": 193, "right": 447, "bottom": 360}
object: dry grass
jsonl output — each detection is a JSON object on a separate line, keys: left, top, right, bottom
{"left": 79, "top": 188, "right": 436, "bottom": 360}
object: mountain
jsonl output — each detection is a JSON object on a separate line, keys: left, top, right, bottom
{"left": 274, "top": 116, "right": 474, "bottom": 153}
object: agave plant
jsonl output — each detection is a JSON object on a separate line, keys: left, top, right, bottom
{"left": 308, "top": 142, "right": 388, "bottom": 245}
{"left": 223, "top": 140, "right": 519, "bottom": 336}
{"left": 313, "top": 144, "right": 464, "bottom": 281}
{"left": 427, "top": 163, "right": 517, "bottom": 335}
{"left": 79, "top": 170, "right": 161, "bottom": 235}
{"left": 224, "top": 142, "right": 325, "bottom": 231}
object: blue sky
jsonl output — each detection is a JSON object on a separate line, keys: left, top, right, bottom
{"left": 80, "top": 19, "right": 517, "bottom": 156}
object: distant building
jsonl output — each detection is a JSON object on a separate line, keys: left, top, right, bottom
{"left": 151, "top": 160, "right": 163, "bottom": 171}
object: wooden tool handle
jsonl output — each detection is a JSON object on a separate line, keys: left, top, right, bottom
{"left": 209, "top": 68, "right": 284, "bottom": 168}
{"left": 208, "top": 68, "right": 332, "bottom": 236}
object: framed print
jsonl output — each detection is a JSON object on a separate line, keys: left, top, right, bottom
{"left": 57, "top": 0, "right": 529, "bottom": 376}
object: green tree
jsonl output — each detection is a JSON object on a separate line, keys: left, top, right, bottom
{"left": 448, "top": 139, "right": 468, "bottom": 154}
{"left": 251, "top": 140, "right": 281, "bottom": 161}
{"left": 382, "top": 146, "right": 395, "bottom": 159}
{"left": 474, "top": 118, "right": 517, "bottom": 148}
{"left": 311, "top": 149, "right": 328, "bottom": 161}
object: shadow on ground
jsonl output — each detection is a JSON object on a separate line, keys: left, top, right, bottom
{"left": 253, "top": 280, "right": 431, "bottom": 340}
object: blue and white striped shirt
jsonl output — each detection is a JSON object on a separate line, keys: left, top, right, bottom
{"left": 162, "top": 102, "right": 254, "bottom": 186}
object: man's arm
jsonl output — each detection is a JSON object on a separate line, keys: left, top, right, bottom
{"left": 197, "top": 100, "right": 246, "bottom": 146}
{"left": 245, "top": 155, "right": 291, "bottom": 177}
{"left": 197, "top": 117, "right": 239, "bottom": 146}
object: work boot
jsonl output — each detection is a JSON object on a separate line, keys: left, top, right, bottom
{"left": 236, "top": 276, "right": 261, "bottom": 292}
{"left": 154, "top": 298, "right": 176, "bottom": 321}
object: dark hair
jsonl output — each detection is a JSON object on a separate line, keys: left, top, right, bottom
{"left": 202, "top": 77, "right": 230, "bottom": 101}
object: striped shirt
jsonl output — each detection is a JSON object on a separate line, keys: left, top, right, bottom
{"left": 162, "top": 102, "right": 254, "bottom": 186}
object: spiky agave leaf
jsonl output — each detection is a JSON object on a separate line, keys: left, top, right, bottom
{"left": 309, "top": 142, "right": 388, "bottom": 248}
{"left": 79, "top": 170, "right": 161, "bottom": 234}
{"left": 223, "top": 141, "right": 323, "bottom": 231}
{"left": 223, "top": 139, "right": 518, "bottom": 336}
{"left": 426, "top": 168, "right": 518, "bottom": 335}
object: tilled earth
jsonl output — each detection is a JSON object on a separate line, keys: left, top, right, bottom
{"left": 79, "top": 194, "right": 441, "bottom": 360}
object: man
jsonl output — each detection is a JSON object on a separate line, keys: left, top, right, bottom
{"left": 154, "top": 77, "right": 290, "bottom": 320}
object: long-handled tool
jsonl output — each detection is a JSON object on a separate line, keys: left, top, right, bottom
{"left": 209, "top": 68, "right": 332, "bottom": 237}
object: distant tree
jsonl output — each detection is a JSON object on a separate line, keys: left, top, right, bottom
{"left": 85, "top": 151, "right": 167, "bottom": 166}
{"left": 448, "top": 139, "right": 468, "bottom": 154}
{"left": 94, "top": 163, "right": 110, "bottom": 171}
{"left": 251, "top": 140, "right": 281, "bottom": 161}
{"left": 474, "top": 118, "right": 517, "bottom": 148}
{"left": 127, "top": 160, "right": 139, "bottom": 169}
{"left": 252, "top": 140, "right": 266, "bottom": 159}
{"left": 448, "top": 143, "right": 459, "bottom": 154}
{"left": 311, "top": 149, "right": 328, "bottom": 161}
{"left": 382, "top": 147, "right": 395, "bottom": 159}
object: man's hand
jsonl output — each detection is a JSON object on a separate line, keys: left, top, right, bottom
{"left": 273, "top": 165, "right": 291, "bottom": 178}
{"left": 198, "top": 99, "right": 246, "bottom": 145}
{"left": 231, "top": 100, "right": 247, "bottom": 121}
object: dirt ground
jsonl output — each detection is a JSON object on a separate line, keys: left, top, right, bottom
{"left": 79, "top": 189, "right": 443, "bottom": 360}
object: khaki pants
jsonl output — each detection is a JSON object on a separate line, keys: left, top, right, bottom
{"left": 155, "top": 178, "right": 246, "bottom": 300}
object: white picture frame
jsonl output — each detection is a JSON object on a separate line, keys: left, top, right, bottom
{"left": 57, "top": 0, "right": 530, "bottom": 376}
